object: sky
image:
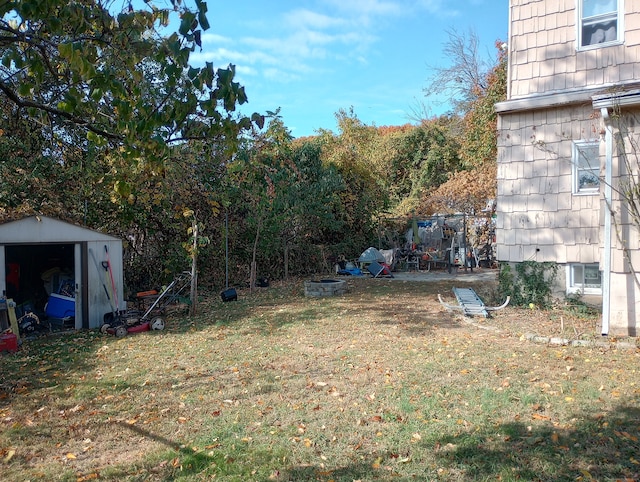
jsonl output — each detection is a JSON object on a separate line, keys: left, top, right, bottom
{"left": 187, "top": 1, "right": 509, "bottom": 138}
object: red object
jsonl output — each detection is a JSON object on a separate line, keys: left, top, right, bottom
{"left": 136, "top": 290, "right": 158, "bottom": 298}
{"left": 106, "top": 322, "right": 150, "bottom": 336}
{"left": 6, "top": 263, "right": 19, "bottom": 291}
{"left": 127, "top": 322, "right": 150, "bottom": 333}
{"left": 0, "top": 332, "right": 18, "bottom": 353}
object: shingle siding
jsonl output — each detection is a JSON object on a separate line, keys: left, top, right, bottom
{"left": 508, "top": 1, "right": 640, "bottom": 99}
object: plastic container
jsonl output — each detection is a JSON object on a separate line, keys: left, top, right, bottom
{"left": 0, "top": 332, "right": 18, "bottom": 353}
{"left": 45, "top": 293, "right": 75, "bottom": 319}
{"left": 220, "top": 288, "right": 237, "bottom": 302}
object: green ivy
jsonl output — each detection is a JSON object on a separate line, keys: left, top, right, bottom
{"left": 498, "top": 261, "right": 558, "bottom": 307}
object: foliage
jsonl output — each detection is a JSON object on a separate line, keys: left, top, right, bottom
{"left": 459, "top": 41, "right": 507, "bottom": 170}
{"left": 0, "top": 0, "right": 263, "bottom": 167}
{"left": 380, "top": 118, "right": 462, "bottom": 217}
{"left": 418, "top": 40, "right": 506, "bottom": 215}
{"left": 0, "top": 0, "right": 266, "bottom": 292}
{"left": 0, "top": 6, "right": 512, "bottom": 289}
{"left": 223, "top": 117, "right": 346, "bottom": 284}
{"left": 316, "top": 108, "right": 386, "bottom": 254}
{"left": 499, "top": 261, "right": 559, "bottom": 307}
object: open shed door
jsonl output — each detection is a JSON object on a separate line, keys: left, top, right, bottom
{"left": 2, "top": 243, "right": 86, "bottom": 331}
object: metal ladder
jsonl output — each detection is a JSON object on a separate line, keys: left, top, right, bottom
{"left": 438, "top": 288, "right": 510, "bottom": 318}
{"left": 452, "top": 287, "right": 488, "bottom": 317}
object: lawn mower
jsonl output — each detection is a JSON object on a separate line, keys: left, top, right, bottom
{"left": 101, "top": 271, "right": 192, "bottom": 337}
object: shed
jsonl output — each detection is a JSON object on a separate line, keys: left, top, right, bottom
{"left": 0, "top": 216, "right": 124, "bottom": 330}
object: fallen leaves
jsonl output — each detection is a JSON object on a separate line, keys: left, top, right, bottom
{"left": 2, "top": 448, "right": 15, "bottom": 463}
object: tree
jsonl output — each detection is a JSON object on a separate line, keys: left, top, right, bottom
{"left": 419, "top": 40, "right": 507, "bottom": 216}
{"left": 423, "top": 28, "right": 494, "bottom": 114}
{"left": 0, "top": 1, "right": 267, "bottom": 296}
{"left": 0, "top": 0, "right": 263, "bottom": 171}
{"left": 316, "top": 109, "right": 386, "bottom": 255}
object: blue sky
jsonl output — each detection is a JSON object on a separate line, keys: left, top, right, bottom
{"left": 188, "top": 1, "right": 509, "bottom": 138}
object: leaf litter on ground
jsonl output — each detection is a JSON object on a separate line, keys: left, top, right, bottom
{"left": 0, "top": 276, "right": 638, "bottom": 481}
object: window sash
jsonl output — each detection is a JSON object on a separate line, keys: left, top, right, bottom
{"left": 579, "top": 0, "right": 620, "bottom": 47}
{"left": 573, "top": 141, "right": 601, "bottom": 193}
{"left": 569, "top": 264, "right": 602, "bottom": 293}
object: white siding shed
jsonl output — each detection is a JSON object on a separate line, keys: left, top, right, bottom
{"left": 0, "top": 216, "right": 124, "bottom": 329}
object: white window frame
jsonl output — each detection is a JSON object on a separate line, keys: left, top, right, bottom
{"left": 577, "top": 0, "right": 624, "bottom": 50}
{"left": 566, "top": 263, "right": 603, "bottom": 295}
{"left": 572, "top": 140, "right": 601, "bottom": 195}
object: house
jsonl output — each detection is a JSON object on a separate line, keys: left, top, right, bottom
{"left": 495, "top": 0, "right": 640, "bottom": 335}
{"left": 0, "top": 216, "right": 124, "bottom": 330}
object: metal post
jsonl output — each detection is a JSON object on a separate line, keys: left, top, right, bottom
{"left": 225, "top": 210, "right": 229, "bottom": 290}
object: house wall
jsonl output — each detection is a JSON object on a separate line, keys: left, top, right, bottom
{"left": 498, "top": 1, "right": 640, "bottom": 335}
{"left": 508, "top": 0, "right": 640, "bottom": 100}
{"left": 497, "top": 102, "right": 640, "bottom": 334}
{"left": 606, "top": 109, "right": 640, "bottom": 335}
{"left": 496, "top": 103, "right": 603, "bottom": 265}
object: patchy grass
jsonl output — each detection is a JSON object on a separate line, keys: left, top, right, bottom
{"left": 1, "top": 276, "right": 639, "bottom": 481}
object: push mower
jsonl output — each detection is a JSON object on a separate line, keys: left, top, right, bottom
{"left": 101, "top": 272, "right": 192, "bottom": 337}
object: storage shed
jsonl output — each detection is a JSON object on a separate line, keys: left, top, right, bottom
{"left": 0, "top": 216, "right": 124, "bottom": 330}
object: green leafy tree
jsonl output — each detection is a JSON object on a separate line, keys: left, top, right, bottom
{"left": 226, "top": 117, "right": 345, "bottom": 285}
{"left": 1, "top": 0, "right": 265, "bottom": 292}
{"left": 0, "top": 0, "right": 263, "bottom": 195}
{"left": 316, "top": 108, "right": 386, "bottom": 255}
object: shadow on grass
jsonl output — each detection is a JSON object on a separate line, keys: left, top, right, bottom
{"left": 432, "top": 403, "right": 640, "bottom": 481}
{"left": 113, "top": 420, "right": 417, "bottom": 482}
{"left": 0, "top": 330, "right": 106, "bottom": 409}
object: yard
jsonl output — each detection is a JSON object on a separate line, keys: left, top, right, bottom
{"left": 1, "top": 274, "right": 639, "bottom": 481}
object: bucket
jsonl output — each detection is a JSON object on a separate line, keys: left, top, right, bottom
{"left": 220, "top": 288, "right": 237, "bottom": 302}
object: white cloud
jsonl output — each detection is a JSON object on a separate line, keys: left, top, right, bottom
{"left": 199, "top": 32, "right": 232, "bottom": 45}
{"left": 322, "top": 0, "right": 403, "bottom": 18}
{"left": 193, "top": 1, "right": 443, "bottom": 88}
{"left": 263, "top": 68, "right": 301, "bottom": 82}
{"left": 283, "top": 9, "right": 347, "bottom": 30}
{"left": 191, "top": 47, "right": 283, "bottom": 73}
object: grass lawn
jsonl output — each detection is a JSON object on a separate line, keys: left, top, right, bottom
{"left": 1, "top": 275, "right": 639, "bottom": 481}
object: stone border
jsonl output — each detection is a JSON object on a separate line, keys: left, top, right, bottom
{"left": 457, "top": 316, "right": 638, "bottom": 349}
{"left": 304, "top": 279, "right": 348, "bottom": 297}
{"left": 522, "top": 332, "right": 638, "bottom": 349}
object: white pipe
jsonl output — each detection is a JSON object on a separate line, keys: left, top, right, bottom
{"left": 601, "top": 107, "right": 613, "bottom": 335}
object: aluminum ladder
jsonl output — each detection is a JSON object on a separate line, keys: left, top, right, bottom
{"left": 438, "top": 287, "right": 510, "bottom": 318}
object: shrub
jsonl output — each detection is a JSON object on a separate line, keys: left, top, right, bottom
{"left": 498, "top": 261, "right": 558, "bottom": 307}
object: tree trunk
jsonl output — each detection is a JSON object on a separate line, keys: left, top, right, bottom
{"left": 284, "top": 243, "right": 289, "bottom": 279}
{"left": 250, "top": 215, "right": 262, "bottom": 293}
{"left": 189, "top": 221, "right": 198, "bottom": 317}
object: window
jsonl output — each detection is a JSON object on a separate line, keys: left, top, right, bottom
{"left": 567, "top": 264, "right": 602, "bottom": 294}
{"left": 579, "top": 0, "right": 622, "bottom": 48}
{"left": 572, "top": 141, "right": 600, "bottom": 194}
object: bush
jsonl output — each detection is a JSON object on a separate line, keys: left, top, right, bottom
{"left": 498, "top": 261, "right": 558, "bottom": 308}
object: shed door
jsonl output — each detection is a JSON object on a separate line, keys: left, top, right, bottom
{"left": 3, "top": 243, "right": 85, "bottom": 331}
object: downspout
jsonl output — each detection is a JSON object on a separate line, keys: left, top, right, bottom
{"left": 600, "top": 107, "right": 613, "bottom": 335}
{"left": 506, "top": 2, "right": 512, "bottom": 100}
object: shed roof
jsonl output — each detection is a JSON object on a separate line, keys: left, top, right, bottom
{"left": 0, "top": 216, "right": 120, "bottom": 244}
